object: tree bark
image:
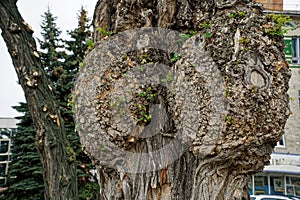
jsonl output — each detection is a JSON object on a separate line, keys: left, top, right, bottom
{"left": 73, "top": 0, "right": 291, "bottom": 199}
{"left": 0, "top": 1, "right": 78, "bottom": 199}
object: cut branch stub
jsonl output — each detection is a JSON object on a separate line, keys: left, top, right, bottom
{"left": 243, "top": 52, "right": 271, "bottom": 91}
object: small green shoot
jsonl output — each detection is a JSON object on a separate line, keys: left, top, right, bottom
{"left": 171, "top": 53, "right": 181, "bottom": 63}
{"left": 238, "top": 37, "right": 250, "bottom": 44}
{"left": 120, "top": 54, "right": 127, "bottom": 62}
{"left": 225, "top": 116, "right": 234, "bottom": 125}
{"left": 96, "top": 27, "right": 113, "bottom": 36}
{"left": 202, "top": 32, "right": 212, "bottom": 38}
{"left": 67, "top": 93, "right": 74, "bottom": 108}
{"left": 265, "top": 13, "right": 291, "bottom": 36}
{"left": 179, "top": 33, "right": 191, "bottom": 40}
{"left": 85, "top": 39, "right": 94, "bottom": 50}
{"left": 139, "top": 87, "right": 156, "bottom": 101}
{"left": 199, "top": 22, "right": 211, "bottom": 28}
{"left": 177, "top": 30, "right": 198, "bottom": 44}
{"left": 188, "top": 62, "right": 196, "bottom": 67}
{"left": 79, "top": 62, "right": 83, "bottom": 69}
{"left": 161, "top": 73, "right": 173, "bottom": 83}
{"left": 228, "top": 11, "right": 245, "bottom": 18}
{"left": 97, "top": 144, "right": 106, "bottom": 151}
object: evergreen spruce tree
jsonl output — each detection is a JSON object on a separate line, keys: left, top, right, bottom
{"left": 39, "top": 8, "right": 66, "bottom": 91}
{"left": 40, "top": 7, "right": 99, "bottom": 199}
{"left": 61, "top": 7, "right": 92, "bottom": 134}
{"left": 4, "top": 103, "right": 44, "bottom": 200}
{"left": 4, "top": 7, "right": 98, "bottom": 200}
{"left": 65, "top": 8, "right": 99, "bottom": 200}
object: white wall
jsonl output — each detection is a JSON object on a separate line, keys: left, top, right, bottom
{"left": 284, "top": 0, "right": 300, "bottom": 11}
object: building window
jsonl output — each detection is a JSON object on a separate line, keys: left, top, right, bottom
{"left": 286, "top": 176, "right": 300, "bottom": 196}
{"left": 292, "top": 37, "right": 300, "bottom": 64}
{"left": 276, "top": 135, "right": 285, "bottom": 148}
{"left": 0, "top": 140, "right": 9, "bottom": 154}
{"left": 298, "top": 90, "right": 300, "bottom": 108}
{"left": 271, "top": 176, "right": 284, "bottom": 194}
{"left": 253, "top": 175, "right": 268, "bottom": 195}
{"left": 0, "top": 128, "right": 14, "bottom": 187}
{"left": 0, "top": 179, "right": 5, "bottom": 187}
{"left": 249, "top": 175, "right": 300, "bottom": 197}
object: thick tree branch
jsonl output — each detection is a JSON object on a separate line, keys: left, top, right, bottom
{"left": 0, "top": 0, "right": 78, "bottom": 199}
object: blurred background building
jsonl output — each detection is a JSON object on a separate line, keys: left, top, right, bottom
{"left": 0, "top": 118, "right": 17, "bottom": 191}
{"left": 250, "top": 0, "right": 300, "bottom": 197}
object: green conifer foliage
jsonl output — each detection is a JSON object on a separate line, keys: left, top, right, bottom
{"left": 3, "top": 7, "right": 98, "bottom": 200}
{"left": 4, "top": 103, "right": 44, "bottom": 200}
{"left": 39, "top": 8, "right": 66, "bottom": 92}
{"left": 40, "top": 7, "right": 99, "bottom": 199}
{"left": 65, "top": 8, "right": 99, "bottom": 200}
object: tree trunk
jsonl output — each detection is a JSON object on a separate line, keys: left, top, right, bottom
{"left": 0, "top": 1, "right": 78, "bottom": 199}
{"left": 73, "top": 0, "right": 291, "bottom": 199}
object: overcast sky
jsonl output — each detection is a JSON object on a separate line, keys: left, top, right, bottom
{"left": 0, "top": 0, "right": 97, "bottom": 117}
{"left": 0, "top": 0, "right": 300, "bottom": 118}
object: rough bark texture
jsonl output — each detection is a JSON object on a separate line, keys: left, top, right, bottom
{"left": 75, "top": 0, "right": 291, "bottom": 199}
{"left": 0, "top": 1, "right": 78, "bottom": 199}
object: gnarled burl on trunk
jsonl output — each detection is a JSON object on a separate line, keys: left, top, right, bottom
{"left": 74, "top": 0, "right": 291, "bottom": 199}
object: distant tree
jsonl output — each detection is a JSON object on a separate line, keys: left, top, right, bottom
{"left": 4, "top": 103, "right": 44, "bottom": 200}
{"left": 39, "top": 8, "right": 66, "bottom": 91}
{"left": 2, "top": 6, "right": 98, "bottom": 199}
{"left": 39, "top": 7, "right": 99, "bottom": 199}
{"left": 64, "top": 8, "right": 99, "bottom": 200}
{"left": 60, "top": 7, "right": 91, "bottom": 137}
